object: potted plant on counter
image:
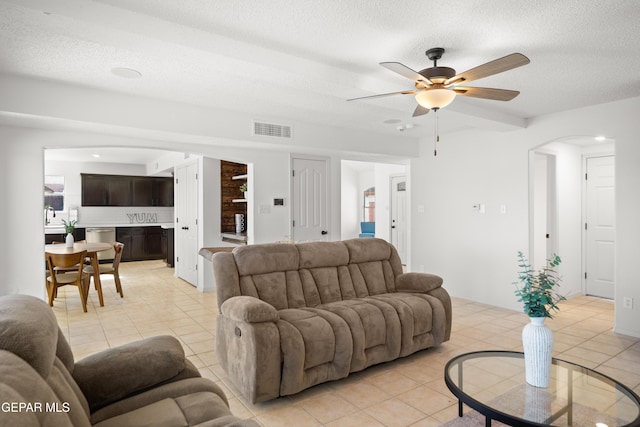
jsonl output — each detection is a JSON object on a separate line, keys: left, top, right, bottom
{"left": 62, "top": 219, "right": 77, "bottom": 248}
{"left": 513, "top": 251, "right": 565, "bottom": 387}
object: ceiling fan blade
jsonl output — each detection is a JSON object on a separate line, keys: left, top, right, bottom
{"left": 453, "top": 86, "right": 520, "bottom": 101}
{"left": 380, "top": 62, "right": 432, "bottom": 86}
{"left": 347, "top": 90, "right": 416, "bottom": 101}
{"left": 445, "top": 53, "right": 530, "bottom": 86}
{"left": 412, "top": 105, "right": 430, "bottom": 117}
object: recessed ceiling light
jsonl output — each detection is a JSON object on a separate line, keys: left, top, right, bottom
{"left": 595, "top": 136, "right": 606, "bottom": 141}
{"left": 92, "top": 154, "right": 101, "bottom": 158}
{"left": 111, "top": 67, "right": 142, "bottom": 79}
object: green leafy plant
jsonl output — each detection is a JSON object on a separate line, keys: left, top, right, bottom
{"left": 239, "top": 183, "right": 248, "bottom": 193}
{"left": 61, "top": 219, "right": 77, "bottom": 234}
{"left": 513, "top": 251, "right": 566, "bottom": 318}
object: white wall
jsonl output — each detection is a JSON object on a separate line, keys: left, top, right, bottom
{"left": 199, "top": 157, "right": 221, "bottom": 292}
{"left": 340, "top": 163, "right": 360, "bottom": 240}
{"left": 410, "top": 96, "right": 640, "bottom": 337}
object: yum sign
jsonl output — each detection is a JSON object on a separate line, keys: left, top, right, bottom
{"left": 127, "top": 213, "right": 158, "bottom": 224}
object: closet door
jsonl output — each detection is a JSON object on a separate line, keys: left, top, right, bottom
{"left": 175, "top": 161, "right": 199, "bottom": 286}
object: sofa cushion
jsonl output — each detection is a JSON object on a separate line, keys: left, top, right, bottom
{"left": 369, "top": 293, "right": 445, "bottom": 357}
{"left": 94, "top": 391, "right": 247, "bottom": 427}
{"left": 234, "top": 243, "right": 298, "bottom": 276}
{"left": 0, "top": 294, "right": 59, "bottom": 378}
{"left": 0, "top": 350, "right": 78, "bottom": 427}
{"left": 277, "top": 308, "right": 352, "bottom": 396}
{"left": 343, "top": 238, "right": 392, "bottom": 264}
{"left": 318, "top": 298, "right": 401, "bottom": 372}
{"left": 300, "top": 267, "right": 343, "bottom": 304}
{"left": 93, "top": 397, "right": 186, "bottom": 427}
{"left": 297, "top": 241, "right": 349, "bottom": 268}
{"left": 278, "top": 309, "right": 335, "bottom": 370}
{"left": 242, "top": 272, "right": 289, "bottom": 310}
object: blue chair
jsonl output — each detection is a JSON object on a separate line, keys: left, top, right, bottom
{"left": 359, "top": 222, "right": 375, "bottom": 238}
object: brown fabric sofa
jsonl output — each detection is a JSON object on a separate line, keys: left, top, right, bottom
{"left": 0, "top": 294, "right": 258, "bottom": 427}
{"left": 212, "top": 238, "right": 452, "bottom": 403}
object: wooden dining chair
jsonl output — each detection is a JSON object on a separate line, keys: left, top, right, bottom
{"left": 50, "top": 240, "right": 88, "bottom": 274}
{"left": 45, "top": 250, "right": 91, "bottom": 312}
{"left": 83, "top": 242, "right": 125, "bottom": 298}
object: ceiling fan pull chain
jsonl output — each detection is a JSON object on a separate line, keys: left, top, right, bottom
{"left": 433, "top": 108, "right": 439, "bottom": 156}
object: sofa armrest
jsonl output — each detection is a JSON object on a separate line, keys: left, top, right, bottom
{"left": 221, "top": 296, "right": 279, "bottom": 323}
{"left": 73, "top": 335, "right": 196, "bottom": 412}
{"left": 395, "top": 272, "right": 443, "bottom": 293}
{"left": 217, "top": 297, "right": 281, "bottom": 403}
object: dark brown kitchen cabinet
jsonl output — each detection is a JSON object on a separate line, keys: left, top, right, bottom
{"left": 81, "top": 174, "right": 132, "bottom": 206}
{"left": 116, "top": 226, "right": 164, "bottom": 261}
{"left": 145, "top": 226, "right": 164, "bottom": 258}
{"left": 162, "top": 227, "right": 175, "bottom": 267}
{"left": 132, "top": 177, "right": 174, "bottom": 206}
{"left": 81, "top": 174, "right": 109, "bottom": 206}
{"left": 108, "top": 175, "right": 133, "bottom": 206}
{"left": 155, "top": 178, "right": 174, "bottom": 206}
{"left": 82, "top": 174, "right": 173, "bottom": 207}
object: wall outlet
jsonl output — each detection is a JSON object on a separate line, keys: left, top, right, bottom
{"left": 623, "top": 297, "right": 633, "bottom": 309}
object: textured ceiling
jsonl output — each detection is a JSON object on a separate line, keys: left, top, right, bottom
{"left": 1, "top": 0, "right": 639, "bottom": 141}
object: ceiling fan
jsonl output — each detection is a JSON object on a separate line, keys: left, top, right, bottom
{"left": 348, "top": 47, "right": 530, "bottom": 117}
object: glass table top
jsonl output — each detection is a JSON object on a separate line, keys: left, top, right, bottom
{"left": 444, "top": 351, "right": 640, "bottom": 427}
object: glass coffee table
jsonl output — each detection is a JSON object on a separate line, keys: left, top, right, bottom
{"left": 445, "top": 351, "right": 640, "bottom": 427}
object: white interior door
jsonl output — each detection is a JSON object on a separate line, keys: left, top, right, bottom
{"left": 175, "top": 161, "right": 199, "bottom": 286}
{"left": 532, "top": 153, "right": 557, "bottom": 269}
{"left": 292, "top": 157, "right": 329, "bottom": 242}
{"left": 585, "top": 156, "right": 616, "bottom": 299}
{"left": 390, "top": 175, "right": 407, "bottom": 264}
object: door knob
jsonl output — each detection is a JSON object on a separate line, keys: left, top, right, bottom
{"left": 321, "top": 230, "right": 328, "bottom": 235}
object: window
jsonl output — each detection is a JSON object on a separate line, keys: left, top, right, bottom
{"left": 363, "top": 187, "right": 375, "bottom": 221}
{"left": 44, "top": 175, "right": 65, "bottom": 211}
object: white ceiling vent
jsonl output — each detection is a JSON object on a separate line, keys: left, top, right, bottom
{"left": 252, "top": 121, "right": 292, "bottom": 139}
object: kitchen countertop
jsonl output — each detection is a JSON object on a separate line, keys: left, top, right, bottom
{"left": 44, "top": 223, "right": 175, "bottom": 234}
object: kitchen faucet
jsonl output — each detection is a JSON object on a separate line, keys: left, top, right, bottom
{"left": 45, "top": 205, "right": 56, "bottom": 225}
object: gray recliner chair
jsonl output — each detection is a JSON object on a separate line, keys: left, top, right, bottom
{"left": 0, "top": 294, "right": 258, "bottom": 427}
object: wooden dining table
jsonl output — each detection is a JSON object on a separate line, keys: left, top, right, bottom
{"left": 45, "top": 242, "right": 113, "bottom": 307}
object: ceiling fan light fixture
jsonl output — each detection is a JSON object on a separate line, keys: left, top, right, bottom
{"left": 415, "top": 88, "right": 456, "bottom": 109}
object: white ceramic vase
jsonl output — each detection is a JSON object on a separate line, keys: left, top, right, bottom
{"left": 65, "top": 232, "right": 74, "bottom": 248}
{"left": 522, "top": 316, "right": 554, "bottom": 388}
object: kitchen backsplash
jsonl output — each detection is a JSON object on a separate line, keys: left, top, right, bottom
{"left": 48, "top": 206, "right": 174, "bottom": 226}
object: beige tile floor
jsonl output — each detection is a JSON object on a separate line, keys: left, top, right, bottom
{"left": 52, "top": 260, "right": 640, "bottom": 426}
